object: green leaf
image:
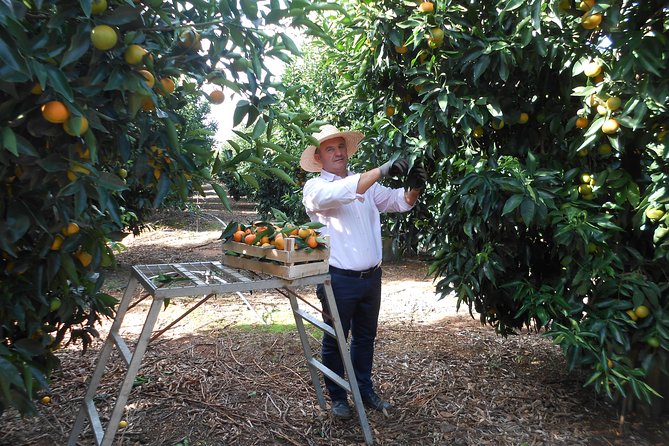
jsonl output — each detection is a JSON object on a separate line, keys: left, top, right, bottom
{"left": 271, "top": 207, "right": 291, "bottom": 223}
{"left": 28, "top": 365, "right": 50, "bottom": 391}
{"left": 240, "top": 0, "right": 259, "bottom": 20}
{"left": 520, "top": 198, "right": 535, "bottom": 226}
{"left": 531, "top": 0, "right": 541, "bottom": 32}
{"left": 649, "top": 186, "right": 668, "bottom": 204}
{"left": 626, "top": 182, "right": 640, "bottom": 206}
{"left": 183, "top": 143, "right": 213, "bottom": 157}
{"left": 241, "top": 173, "right": 260, "bottom": 189}
{"left": 152, "top": 174, "right": 171, "bottom": 207}
{"left": 437, "top": 91, "right": 448, "bottom": 112}
{"left": 97, "top": 172, "right": 128, "bottom": 192}
{"left": 220, "top": 220, "right": 240, "bottom": 241}
{"left": 83, "top": 127, "right": 98, "bottom": 162}
{"left": 280, "top": 32, "right": 301, "bottom": 55}
{"left": 267, "top": 167, "right": 295, "bottom": 185}
{"left": 105, "top": 68, "right": 126, "bottom": 92}
{"left": 102, "top": 5, "right": 144, "bottom": 25}
{"left": 502, "top": 194, "right": 524, "bottom": 216}
{"left": 211, "top": 182, "right": 231, "bottom": 211}
{"left": 127, "top": 93, "right": 142, "bottom": 119}
{"left": 251, "top": 117, "right": 266, "bottom": 139}
{"left": 233, "top": 100, "right": 250, "bottom": 128}
{"left": 5, "top": 205, "right": 30, "bottom": 243}
{"left": 575, "top": 132, "right": 599, "bottom": 152}
{"left": 472, "top": 55, "right": 491, "bottom": 82}
{"left": 79, "top": 0, "right": 92, "bottom": 16}
{"left": 632, "top": 45, "right": 663, "bottom": 77}
{"left": 165, "top": 118, "right": 181, "bottom": 152}
{"left": 45, "top": 65, "right": 74, "bottom": 102}
{"left": 303, "top": 221, "right": 325, "bottom": 229}
{"left": 0, "top": 37, "right": 25, "bottom": 73}
{"left": 2, "top": 127, "right": 18, "bottom": 156}
{"left": 13, "top": 339, "right": 43, "bottom": 357}
{"left": 583, "top": 115, "right": 604, "bottom": 138}
{"left": 60, "top": 23, "right": 91, "bottom": 68}
{"left": 498, "top": 52, "right": 509, "bottom": 81}
{"left": 60, "top": 250, "right": 79, "bottom": 285}
{"left": 0, "top": 357, "right": 23, "bottom": 389}
{"left": 500, "top": 0, "right": 525, "bottom": 13}
{"left": 227, "top": 148, "right": 253, "bottom": 166}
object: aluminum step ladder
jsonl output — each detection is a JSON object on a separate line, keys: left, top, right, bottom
{"left": 67, "top": 261, "right": 373, "bottom": 446}
{"left": 277, "top": 285, "right": 374, "bottom": 442}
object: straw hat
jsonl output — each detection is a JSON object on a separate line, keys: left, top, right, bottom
{"left": 300, "top": 124, "right": 364, "bottom": 172}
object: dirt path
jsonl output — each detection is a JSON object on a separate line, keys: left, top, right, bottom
{"left": 1, "top": 194, "right": 668, "bottom": 446}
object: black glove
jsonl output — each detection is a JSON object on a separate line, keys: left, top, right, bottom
{"left": 379, "top": 158, "right": 409, "bottom": 178}
{"left": 405, "top": 164, "right": 427, "bottom": 190}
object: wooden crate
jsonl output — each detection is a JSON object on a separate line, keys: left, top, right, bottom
{"left": 221, "top": 237, "right": 329, "bottom": 280}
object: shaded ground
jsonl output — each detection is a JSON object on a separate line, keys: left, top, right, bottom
{"left": 1, "top": 190, "right": 668, "bottom": 445}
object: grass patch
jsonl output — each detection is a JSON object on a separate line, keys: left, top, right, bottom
{"left": 232, "top": 322, "right": 322, "bottom": 337}
{"left": 151, "top": 208, "right": 225, "bottom": 232}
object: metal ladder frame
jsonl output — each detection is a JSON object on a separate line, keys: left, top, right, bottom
{"left": 67, "top": 261, "right": 373, "bottom": 446}
{"left": 278, "top": 283, "right": 373, "bottom": 442}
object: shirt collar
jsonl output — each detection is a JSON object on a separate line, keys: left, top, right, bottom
{"left": 320, "top": 169, "right": 351, "bottom": 181}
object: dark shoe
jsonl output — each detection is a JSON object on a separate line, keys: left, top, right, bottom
{"left": 331, "top": 399, "right": 353, "bottom": 419}
{"left": 361, "top": 392, "right": 392, "bottom": 411}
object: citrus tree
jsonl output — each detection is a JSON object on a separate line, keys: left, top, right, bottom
{"left": 0, "top": 0, "right": 331, "bottom": 415}
{"left": 310, "top": 0, "right": 669, "bottom": 415}
{"left": 219, "top": 41, "right": 360, "bottom": 223}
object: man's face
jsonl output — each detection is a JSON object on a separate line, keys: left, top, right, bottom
{"left": 315, "top": 137, "right": 347, "bottom": 174}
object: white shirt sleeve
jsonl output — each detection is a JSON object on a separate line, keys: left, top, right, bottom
{"left": 370, "top": 182, "right": 414, "bottom": 213}
{"left": 303, "top": 173, "right": 362, "bottom": 212}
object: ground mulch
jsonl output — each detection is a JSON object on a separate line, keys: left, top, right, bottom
{"left": 2, "top": 314, "right": 667, "bottom": 445}
{"left": 1, "top": 198, "right": 668, "bottom": 446}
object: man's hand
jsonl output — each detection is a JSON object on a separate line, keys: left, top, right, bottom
{"left": 379, "top": 158, "right": 409, "bottom": 178}
{"left": 405, "top": 164, "right": 427, "bottom": 190}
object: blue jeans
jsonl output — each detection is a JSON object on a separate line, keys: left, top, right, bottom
{"left": 317, "top": 267, "right": 383, "bottom": 401}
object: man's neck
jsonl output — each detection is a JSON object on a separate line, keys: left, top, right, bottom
{"left": 324, "top": 168, "right": 348, "bottom": 178}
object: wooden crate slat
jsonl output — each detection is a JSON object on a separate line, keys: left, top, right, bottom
{"left": 221, "top": 240, "right": 329, "bottom": 263}
{"left": 222, "top": 255, "right": 329, "bottom": 280}
{"left": 221, "top": 236, "right": 330, "bottom": 280}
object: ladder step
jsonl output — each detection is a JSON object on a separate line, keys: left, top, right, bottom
{"left": 85, "top": 399, "right": 104, "bottom": 446}
{"left": 111, "top": 331, "right": 132, "bottom": 366}
{"left": 293, "top": 308, "right": 336, "bottom": 338}
{"left": 307, "top": 357, "right": 351, "bottom": 392}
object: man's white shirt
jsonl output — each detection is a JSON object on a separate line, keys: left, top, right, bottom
{"left": 303, "top": 170, "right": 413, "bottom": 271}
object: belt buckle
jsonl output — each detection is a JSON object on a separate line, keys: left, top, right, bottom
{"left": 360, "top": 265, "right": 376, "bottom": 279}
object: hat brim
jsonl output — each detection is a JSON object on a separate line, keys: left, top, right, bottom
{"left": 300, "top": 131, "right": 364, "bottom": 172}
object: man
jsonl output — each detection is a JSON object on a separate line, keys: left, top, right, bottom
{"left": 300, "top": 124, "right": 427, "bottom": 419}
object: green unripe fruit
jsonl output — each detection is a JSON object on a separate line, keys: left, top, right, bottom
{"left": 50, "top": 298, "right": 62, "bottom": 312}
{"left": 646, "top": 208, "right": 665, "bottom": 221}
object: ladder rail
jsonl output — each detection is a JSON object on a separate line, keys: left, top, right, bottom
{"left": 286, "top": 289, "right": 328, "bottom": 410}
{"left": 101, "top": 297, "right": 163, "bottom": 446}
{"left": 67, "top": 275, "right": 139, "bottom": 446}
{"left": 322, "top": 278, "right": 374, "bottom": 445}
{"left": 110, "top": 331, "right": 131, "bottom": 366}
{"left": 86, "top": 399, "right": 104, "bottom": 446}
{"left": 306, "top": 357, "right": 352, "bottom": 391}
{"left": 293, "top": 307, "right": 336, "bottom": 338}
{"left": 282, "top": 282, "right": 374, "bottom": 446}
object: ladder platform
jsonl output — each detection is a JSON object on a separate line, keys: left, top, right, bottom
{"left": 132, "top": 261, "right": 329, "bottom": 299}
